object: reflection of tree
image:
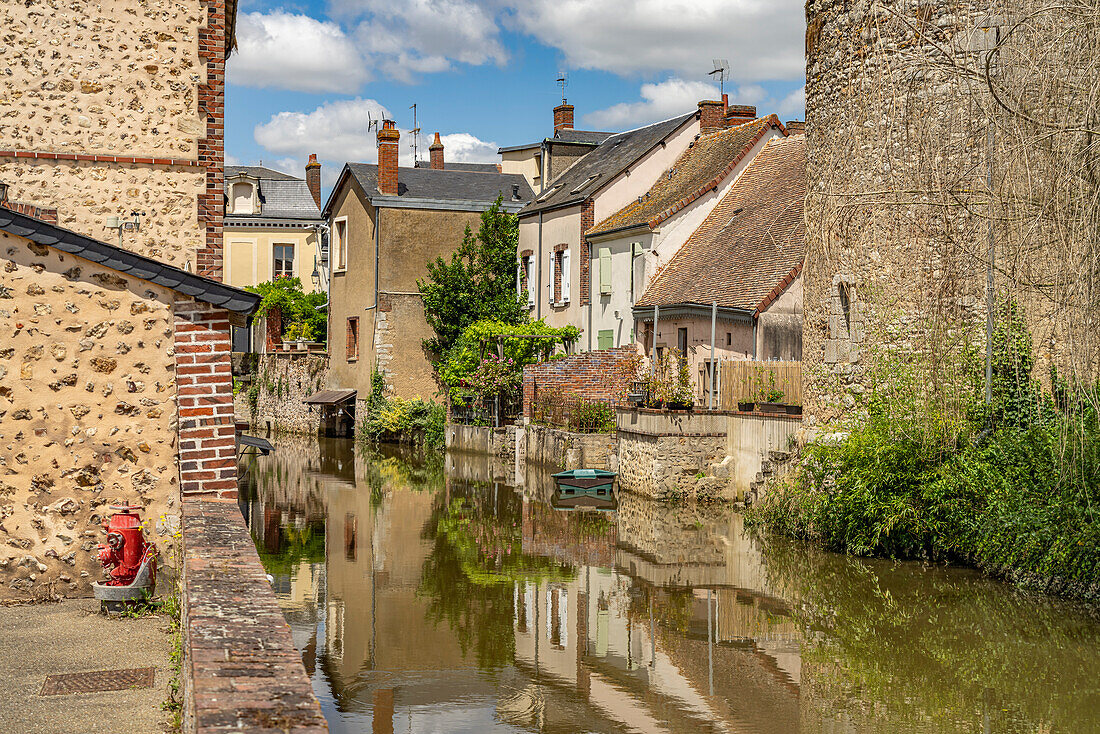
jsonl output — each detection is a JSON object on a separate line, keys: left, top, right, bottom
{"left": 418, "top": 482, "right": 576, "bottom": 670}
{"left": 757, "top": 535, "right": 1100, "bottom": 732}
{"left": 358, "top": 444, "right": 444, "bottom": 509}
{"left": 253, "top": 522, "right": 326, "bottom": 578}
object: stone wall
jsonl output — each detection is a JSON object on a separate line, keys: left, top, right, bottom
{"left": 0, "top": 233, "right": 179, "bottom": 599}
{"left": 616, "top": 408, "right": 729, "bottom": 500}
{"left": 803, "top": 0, "right": 1093, "bottom": 425}
{"left": 250, "top": 353, "right": 328, "bottom": 434}
{"left": 522, "top": 346, "right": 637, "bottom": 416}
{"left": 0, "top": 0, "right": 227, "bottom": 274}
{"left": 524, "top": 424, "right": 617, "bottom": 472}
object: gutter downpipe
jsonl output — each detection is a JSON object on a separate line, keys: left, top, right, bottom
{"left": 536, "top": 211, "right": 543, "bottom": 320}
{"left": 709, "top": 301, "right": 717, "bottom": 411}
{"left": 587, "top": 241, "right": 593, "bottom": 352}
{"left": 650, "top": 304, "right": 659, "bottom": 377}
{"left": 752, "top": 315, "right": 758, "bottom": 360}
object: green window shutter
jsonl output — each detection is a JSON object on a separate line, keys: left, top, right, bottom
{"left": 599, "top": 247, "right": 612, "bottom": 295}
{"left": 598, "top": 329, "right": 614, "bottom": 350}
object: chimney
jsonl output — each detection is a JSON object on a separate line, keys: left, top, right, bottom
{"left": 698, "top": 99, "right": 725, "bottom": 134}
{"left": 377, "top": 120, "right": 400, "bottom": 196}
{"left": 785, "top": 120, "right": 806, "bottom": 133}
{"left": 554, "top": 103, "right": 574, "bottom": 131}
{"left": 429, "top": 132, "right": 445, "bottom": 170}
{"left": 725, "top": 104, "right": 757, "bottom": 126}
{"left": 305, "top": 153, "right": 321, "bottom": 209}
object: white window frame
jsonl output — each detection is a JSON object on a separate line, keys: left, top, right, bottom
{"left": 272, "top": 241, "right": 296, "bottom": 280}
{"left": 561, "top": 248, "right": 571, "bottom": 303}
{"left": 229, "top": 180, "right": 257, "bottom": 215}
{"left": 332, "top": 217, "right": 348, "bottom": 273}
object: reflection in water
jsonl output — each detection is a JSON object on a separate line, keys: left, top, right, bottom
{"left": 239, "top": 437, "right": 1100, "bottom": 734}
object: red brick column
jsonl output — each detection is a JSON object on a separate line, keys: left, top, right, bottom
{"left": 580, "top": 200, "right": 594, "bottom": 306}
{"left": 197, "top": 0, "right": 227, "bottom": 280}
{"left": 174, "top": 299, "right": 237, "bottom": 499}
{"left": 264, "top": 305, "right": 282, "bottom": 353}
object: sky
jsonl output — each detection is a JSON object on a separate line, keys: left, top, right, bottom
{"left": 226, "top": 0, "right": 807, "bottom": 198}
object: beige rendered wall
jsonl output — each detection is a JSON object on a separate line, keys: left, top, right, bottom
{"left": 0, "top": 0, "right": 208, "bottom": 270}
{"left": 501, "top": 148, "right": 542, "bottom": 191}
{"left": 326, "top": 179, "right": 375, "bottom": 399}
{"left": 0, "top": 233, "right": 179, "bottom": 599}
{"left": 224, "top": 227, "right": 322, "bottom": 293}
{"left": 641, "top": 315, "right": 754, "bottom": 400}
{"left": 534, "top": 205, "right": 584, "bottom": 332}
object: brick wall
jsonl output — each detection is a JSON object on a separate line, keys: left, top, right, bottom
{"left": 522, "top": 347, "right": 638, "bottom": 416}
{"left": 580, "top": 200, "right": 594, "bottom": 305}
{"left": 174, "top": 299, "right": 237, "bottom": 500}
{"left": 197, "top": 0, "right": 227, "bottom": 280}
{"left": 0, "top": 199, "right": 57, "bottom": 224}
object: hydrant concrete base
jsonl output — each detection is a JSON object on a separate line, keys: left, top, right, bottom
{"left": 92, "top": 555, "right": 155, "bottom": 611}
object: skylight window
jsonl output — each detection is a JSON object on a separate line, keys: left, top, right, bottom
{"left": 570, "top": 174, "right": 600, "bottom": 194}
{"left": 536, "top": 185, "right": 561, "bottom": 202}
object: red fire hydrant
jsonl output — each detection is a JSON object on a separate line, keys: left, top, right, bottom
{"left": 97, "top": 504, "right": 157, "bottom": 588}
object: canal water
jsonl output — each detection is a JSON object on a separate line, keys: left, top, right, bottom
{"left": 238, "top": 436, "right": 1100, "bottom": 733}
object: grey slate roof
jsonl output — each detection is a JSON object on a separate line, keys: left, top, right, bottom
{"left": 224, "top": 166, "right": 322, "bottom": 221}
{"left": 0, "top": 206, "right": 261, "bottom": 315}
{"left": 343, "top": 164, "right": 534, "bottom": 206}
{"left": 520, "top": 112, "right": 697, "bottom": 216}
{"left": 413, "top": 161, "right": 502, "bottom": 173}
{"left": 552, "top": 129, "right": 613, "bottom": 145}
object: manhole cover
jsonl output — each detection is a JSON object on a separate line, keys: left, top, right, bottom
{"left": 40, "top": 667, "right": 155, "bottom": 696}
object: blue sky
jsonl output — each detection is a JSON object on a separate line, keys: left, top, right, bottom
{"left": 226, "top": 0, "right": 806, "bottom": 196}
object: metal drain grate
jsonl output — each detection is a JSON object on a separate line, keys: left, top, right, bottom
{"left": 40, "top": 667, "right": 155, "bottom": 696}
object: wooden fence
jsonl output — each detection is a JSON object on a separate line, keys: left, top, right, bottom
{"left": 717, "top": 360, "right": 802, "bottom": 408}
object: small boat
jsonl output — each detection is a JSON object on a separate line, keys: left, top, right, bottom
{"left": 552, "top": 468, "right": 617, "bottom": 497}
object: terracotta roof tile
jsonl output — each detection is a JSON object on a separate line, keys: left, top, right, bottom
{"left": 636, "top": 134, "right": 806, "bottom": 315}
{"left": 588, "top": 116, "right": 783, "bottom": 237}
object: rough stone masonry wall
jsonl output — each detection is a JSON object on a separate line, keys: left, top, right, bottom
{"left": 0, "top": 0, "right": 225, "bottom": 273}
{"left": 616, "top": 409, "right": 728, "bottom": 500}
{"left": 522, "top": 346, "right": 638, "bottom": 416}
{"left": 250, "top": 353, "right": 328, "bottom": 434}
{"left": 0, "top": 235, "right": 179, "bottom": 599}
{"left": 803, "top": 0, "right": 1089, "bottom": 426}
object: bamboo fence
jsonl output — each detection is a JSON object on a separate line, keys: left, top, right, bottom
{"left": 718, "top": 360, "right": 802, "bottom": 408}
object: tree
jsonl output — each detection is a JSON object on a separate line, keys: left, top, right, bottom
{"left": 246, "top": 277, "right": 327, "bottom": 343}
{"left": 418, "top": 195, "right": 526, "bottom": 358}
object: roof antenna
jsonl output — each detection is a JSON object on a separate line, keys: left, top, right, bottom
{"left": 410, "top": 103, "right": 421, "bottom": 165}
{"left": 557, "top": 72, "right": 568, "bottom": 105}
{"left": 708, "top": 59, "right": 730, "bottom": 98}
{"left": 366, "top": 110, "right": 380, "bottom": 134}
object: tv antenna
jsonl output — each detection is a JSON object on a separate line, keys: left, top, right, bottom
{"left": 708, "top": 59, "right": 730, "bottom": 97}
{"left": 556, "top": 72, "right": 568, "bottom": 104}
{"left": 410, "top": 103, "right": 421, "bottom": 164}
{"left": 366, "top": 110, "right": 380, "bottom": 133}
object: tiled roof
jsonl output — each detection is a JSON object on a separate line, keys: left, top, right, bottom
{"left": 413, "top": 161, "right": 502, "bottom": 173}
{"left": 587, "top": 116, "right": 783, "bottom": 237}
{"left": 520, "top": 112, "right": 697, "bottom": 216}
{"left": 0, "top": 206, "right": 260, "bottom": 315}
{"left": 224, "top": 167, "right": 322, "bottom": 221}
{"left": 344, "top": 164, "right": 533, "bottom": 205}
{"left": 636, "top": 134, "right": 806, "bottom": 315}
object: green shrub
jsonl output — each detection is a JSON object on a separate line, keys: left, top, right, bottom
{"left": 358, "top": 370, "right": 446, "bottom": 450}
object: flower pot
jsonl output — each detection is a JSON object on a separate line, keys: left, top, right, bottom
{"left": 668, "top": 401, "right": 694, "bottom": 411}
{"left": 785, "top": 404, "right": 802, "bottom": 416}
{"left": 737, "top": 401, "right": 755, "bottom": 412}
{"left": 759, "top": 401, "right": 785, "bottom": 414}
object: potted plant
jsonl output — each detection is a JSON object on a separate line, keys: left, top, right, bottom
{"left": 284, "top": 320, "right": 314, "bottom": 350}
{"left": 754, "top": 366, "right": 785, "bottom": 412}
{"left": 737, "top": 398, "right": 755, "bottom": 412}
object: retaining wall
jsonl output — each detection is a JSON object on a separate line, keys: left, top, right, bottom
{"left": 181, "top": 497, "right": 327, "bottom": 733}
{"left": 616, "top": 409, "right": 730, "bottom": 500}
{"left": 249, "top": 353, "right": 328, "bottom": 434}
{"left": 726, "top": 412, "right": 801, "bottom": 497}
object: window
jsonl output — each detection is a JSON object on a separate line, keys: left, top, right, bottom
{"left": 599, "top": 247, "right": 612, "bottom": 295}
{"left": 677, "top": 328, "right": 688, "bottom": 367}
{"left": 230, "top": 181, "right": 255, "bottom": 215}
{"left": 333, "top": 218, "right": 348, "bottom": 272}
{"left": 726, "top": 332, "right": 732, "bottom": 346}
{"left": 597, "top": 329, "right": 614, "bottom": 350}
{"left": 346, "top": 317, "right": 359, "bottom": 361}
{"left": 273, "top": 243, "right": 294, "bottom": 279}
{"left": 518, "top": 255, "right": 535, "bottom": 306}
{"left": 553, "top": 249, "right": 570, "bottom": 304}
{"left": 561, "top": 249, "right": 571, "bottom": 302}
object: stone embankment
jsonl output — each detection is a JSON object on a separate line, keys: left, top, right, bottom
{"left": 241, "top": 353, "right": 328, "bottom": 434}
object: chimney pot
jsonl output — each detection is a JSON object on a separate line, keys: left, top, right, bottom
{"left": 377, "top": 120, "right": 400, "bottom": 196}
{"left": 305, "top": 153, "right": 321, "bottom": 210}
{"left": 429, "top": 132, "right": 445, "bottom": 170}
{"left": 554, "top": 103, "right": 574, "bottom": 131}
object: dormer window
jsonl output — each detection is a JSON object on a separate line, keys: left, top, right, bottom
{"left": 228, "top": 178, "right": 260, "bottom": 215}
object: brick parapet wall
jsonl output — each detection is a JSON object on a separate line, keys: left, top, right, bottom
{"left": 181, "top": 497, "right": 328, "bottom": 734}
{"left": 0, "top": 199, "right": 57, "bottom": 223}
{"left": 197, "top": 0, "right": 227, "bottom": 281}
{"left": 174, "top": 299, "right": 237, "bottom": 499}
{"left": 522, "top": 347, "right": 638, "bottom": 416}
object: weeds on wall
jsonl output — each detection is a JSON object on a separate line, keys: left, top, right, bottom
{"left": 750, "top": 306, "right": 1100, "bottom": 597}
{"left": 358, "top": 370, "right": 446, "bottom": 450}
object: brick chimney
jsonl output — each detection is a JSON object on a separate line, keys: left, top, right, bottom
{"left": 726, "top": 104, "right": 758, "bottom": 126}
{"left": 305, "top": 153, "right": 321, "bottom": 209}
{"left": 429, "top": 132, "right": 444, "bottom": 170}
{"left": 554, "top": 103, "right": 574, "bottom": 131}
{"left": 377, "top": 120, "right": 400, "bottom": 196}
{"left": 698, "top": 100, "right": 726, "bottom": 134}
{"left": 785, "top": 120, "right": 806, "bottom": 133}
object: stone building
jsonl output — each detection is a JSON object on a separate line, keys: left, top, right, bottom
{"left": 802, "top": 0, "right": 1096, "bottom": 425}
{"left": 323, "top": 124, "right": 533, "bottom": 410}
{"left": 0, "top": 0, "right": 235, "bottom": 275}
{"left": 0, "top": 203, "right": 258, "bottom": 598}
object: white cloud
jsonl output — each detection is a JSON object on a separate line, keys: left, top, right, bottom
{"left": 777, "top": 85, "right": 806, "bottom": 119}
{"left": 585, "top": 78, "right": 767, "bottom": 129}
{"left": 229, "top": 11, "right": 371, "bottom": 92}
{"left": 506, "top": 0, "right": 804, "bottom": 82}
{"left": 253, "top": 99, "right": 500, "bottom": 171}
